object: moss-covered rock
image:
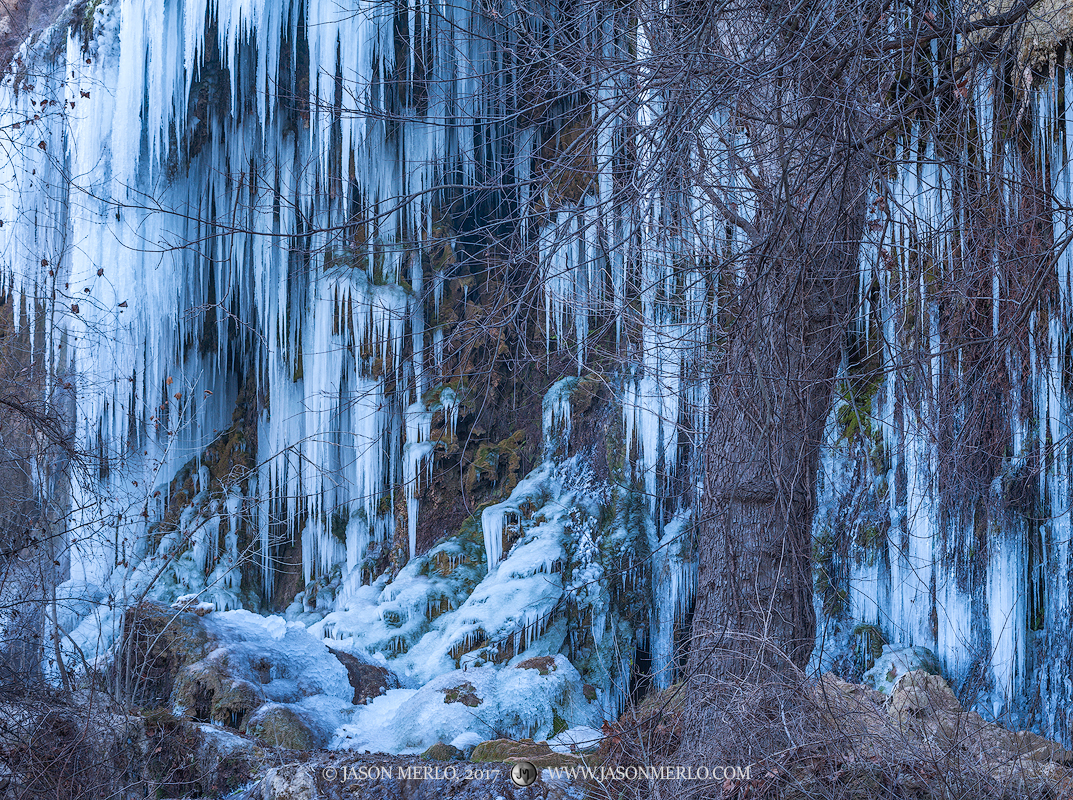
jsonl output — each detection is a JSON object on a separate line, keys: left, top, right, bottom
{"left": 470, "top": 738, "right": 582, "bottom": 768}
{"left": 141, "top": 709, "right": 204, "bottom": 795}
{"left": 246, "top": 704, "right": 321, "bottom": 750}
{"left": 464, "top": 430, "right": 526, "bottom": 497}
{"left": 112, "top": 602, "right": 211, "bottom": 709}
{"left": 173, "top": 650, "right": 263, "bottom": 729}
{"left": 421, "top": 742, "right": 462, "bottom": 761}
{"left": 442, "top": 681, "right": 481, "bottom": 707}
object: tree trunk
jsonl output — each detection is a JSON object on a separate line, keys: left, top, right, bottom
{"left": 686, "top": 18, "right": 869, "bottom": 686}
{"left": 691, "top": 248, "right": 860, "bottom": 678}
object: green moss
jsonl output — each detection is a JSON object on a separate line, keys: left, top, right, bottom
{"left": 371, "top": 244, "right": 388, "bottom": 285}
{"left": 871, "top": 439, "right": 890, "bottom": 475}
{"left": 852, "top": 623, "right": 886, "bottom": 667}
{"left": 835, "top": 371, "right": 883, "bottom": 446}
{"left": 821, "top": 586, "right": 848, "bottom": 617}
{"left": 551, "top": 709, "right": 569, "bottom": 737}
{"left": 421, "top": 385, "right": 447, "bottom": 408}
{"left": 247, "top": 706, "right": 318, "bottom": 750}
{"left": 211, "top": 680, "right": 262, "bottom": 730}
{"left": 376, "top": 493, "right": 392, "bottom": 516}
{"left": 442, "top": 681, "right": 482, "bottom": 707}
{"left": 813, "top": 526, "right": 847, "bottom": 616}
{"left": 422, "top": 743, "right": 462, "bottom": 761}
{"left": 464, "top": 430, "right": 526, "bottom": 496}
{"left": 836, "top": 397, "right": 870, "bottom": 443}
{"left": 470, "top": 739, "right": 581, "bottom": 768}
{"left": 812, "top": 526, "right": 836, "bottom": 565}
{"left": 330, "top": 508, "right": 349, "bottom": 544}
{"left": 421, "top": 380, "right": 467, "bottom": 411}
{"left": 77, "top": 0, "right": 107, "bottom": 47}
{"left": 471, "top": 444, "right": 500, "bottom": 478}
{"left": 604, "top": 410, "right": 627, "bottom": 481}
{"left": 857, "top": 522, "right": 886, "bottom": 550}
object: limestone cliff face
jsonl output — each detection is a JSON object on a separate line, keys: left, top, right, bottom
{"left": 0, "top": 0, "right": 1072, "bottom": 745}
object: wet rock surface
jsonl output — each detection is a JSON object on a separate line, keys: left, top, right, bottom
{"left": 328, "top": 647, "right": 402, "bottom": 705}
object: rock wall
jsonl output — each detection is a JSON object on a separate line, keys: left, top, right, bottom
{"left": 0, "top": 0, "right": 1072, "bottom": 746}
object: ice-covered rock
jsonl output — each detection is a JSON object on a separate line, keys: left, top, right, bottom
{"left": 863, "top": 645, "right": 941, "bottom": 695}
{"left": 115, "top": 603, "right": 356, "bottom": 750}
{"left": 171, "top": 610, "right": 355, "bottom": 747}
{"left": 548, "top": 725, "right": 603, "bottom": 754}
{"left": 332, "top": 654, "right": 598, "bottom": 754}
{"left": 172, "top": 594, "right": 215, "bottom": 616}
{"left": 261, "top": 766, "right": 319, "bottom": 800}
{"left": 449, "top": 730, "right": 484, "bottom": 755}
{"left": 246, "top": 704, "right": 325, "bottom": 750}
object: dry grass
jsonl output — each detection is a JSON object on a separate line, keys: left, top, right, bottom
{"left": 593, "top": 658, "right": 1073, "bottom": 800}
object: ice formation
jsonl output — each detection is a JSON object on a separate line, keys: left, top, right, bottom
{"left": 0, "top": 0, "right": 1070, "bottom": 752}
{"left": 332, "top": 655, "right": 598, "bottom": 754}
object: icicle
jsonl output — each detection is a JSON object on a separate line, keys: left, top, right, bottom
{"left": 482, "top": 506, "right": 505, "bottom": 571}
{"left": 403, "top": 402, "right": 434, "bottom": 561}
{"left": 542, "top": 377, "right": 578, "bottom": 460}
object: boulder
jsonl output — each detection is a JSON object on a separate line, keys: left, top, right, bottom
{"left": 172, "top": 649, "right": 264, "bottom": 730}
{"left": 261, "top": 765, "right": 319, "bottom": 800}
{"left": 330, "top": 647, "right": 402, "bottom": 704}
{"left": 470, "top": 738, "right": 582, "bottom": 769}
{"left": 193, "top": 723, "right": 264, "bottom": 795}
{"left": 341, "top": 657, "right": 597, "bottom": 753}
{"left": 879, "top": 669, "right": 1073, "bottom": 791}
{"left": 164, "top": 609, "right": 353, "bottom": 749}
{"left": 886, "top": 669, "right": 962, "bottom": 723}
{"left": 113, "top": 602, "right": 211, "bottom": 709}
{"left": 421, "top": 742, "right": 462, "bottom": 760}
{"left": 863, "top": 645, "right": 941, "bottom": 694}
{"left": 246, "top": 704, "right": 323, "bottom": 750}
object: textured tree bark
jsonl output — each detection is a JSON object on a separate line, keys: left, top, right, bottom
{"left": 691, "top": 247, "right": 860, "bottom": 678}
{"left": 685, "top": 12, "right": 869, "bottom": 688}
